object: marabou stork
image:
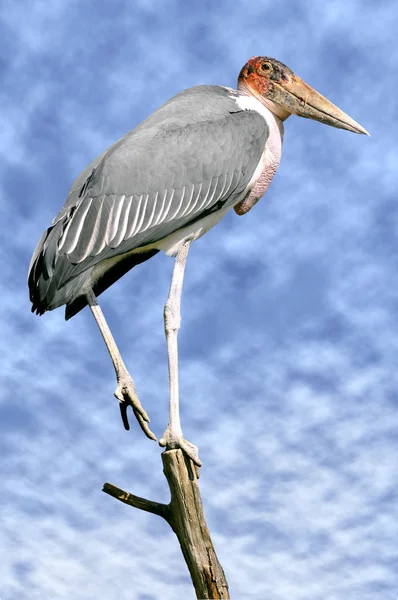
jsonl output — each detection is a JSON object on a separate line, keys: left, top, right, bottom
{"left": 28, "top": 57, "right": 368, "bottom": 467}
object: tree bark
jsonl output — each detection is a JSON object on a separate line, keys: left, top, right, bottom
{"left": 103, "top": 449, "right": 229, "bottom": 599}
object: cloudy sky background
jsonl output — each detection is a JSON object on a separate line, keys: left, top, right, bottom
{"left": 1, "top": 1, "right": 397, "bottom": 598}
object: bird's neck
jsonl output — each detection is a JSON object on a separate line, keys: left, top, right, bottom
{"left": 232, "top": 85, "right": 284, "bottom": 217}
{"left": 237, "top": 79, "right": 291, "bottom": 123}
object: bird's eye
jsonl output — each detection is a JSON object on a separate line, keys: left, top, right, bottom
{"left": 261, "top": 63, "right": 271, "bottom": 71}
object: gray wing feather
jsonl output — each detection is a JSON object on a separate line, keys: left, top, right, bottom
{"left": 29, "top": 85, "right": 269, "bottom": 313}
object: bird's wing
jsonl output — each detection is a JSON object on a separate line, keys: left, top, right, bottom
{"left": 29, "top": 86, "right": 269, "bottom": 310}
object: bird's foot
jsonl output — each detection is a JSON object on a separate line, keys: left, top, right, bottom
{"left": 159, "top": 427, "right": 202, "bottom": 470}
{"left": 114, "top": 374, "right": 156, "bottom": 441}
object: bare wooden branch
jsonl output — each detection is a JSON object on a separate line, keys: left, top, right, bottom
{"left": 103, "top": 449, "right": 230, "bottom": 599}
{"left": 162, "top": 450, "right": 230, "bottom": 599}
{"left": 102, "top": 483, "right": 168, "bottom": 519}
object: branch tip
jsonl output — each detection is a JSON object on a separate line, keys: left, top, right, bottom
{"left": 103, "top": 482, "right": 168, "bottom": 519}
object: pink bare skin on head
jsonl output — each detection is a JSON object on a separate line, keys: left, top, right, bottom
{"left": 233, "top": 56, "right": 369, "bottom": 216}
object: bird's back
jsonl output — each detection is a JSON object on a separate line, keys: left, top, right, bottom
{"left": 29, "top": 85, "right": 269, "bottom": 318}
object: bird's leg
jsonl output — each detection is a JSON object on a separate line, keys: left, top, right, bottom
{"left": 159, "top": 241, "right": 202, "bottom": 468}
{"left": 86, "top": 289, "right": 156, "bottom": 441}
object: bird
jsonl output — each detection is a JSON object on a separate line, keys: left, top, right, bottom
{"left": 28, "top": 57, "right": 368, "bottom": 467}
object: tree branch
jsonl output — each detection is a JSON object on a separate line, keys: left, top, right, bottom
{"left": 162, "top": 450, "right": 230, "bottom": 599}
{"left": 102, "top": 482, "right": 168, "bottom": 519}
{"left": 103, "top": 449, "right": 230, "bottom": 599}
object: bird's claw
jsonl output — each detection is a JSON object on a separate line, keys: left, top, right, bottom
{"left": 114, "top": 378, "right": 156, "bottom": 441}
{"left": 159, "top": 430, "right": 202, "bottom": 470}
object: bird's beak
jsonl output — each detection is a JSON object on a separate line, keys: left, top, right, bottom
{"left": 273, "top": 74, "right": 369, "bottom": 135}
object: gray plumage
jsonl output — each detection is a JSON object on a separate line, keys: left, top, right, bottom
{"left": 29, "top": 85, "right": 269, "bottom": 319}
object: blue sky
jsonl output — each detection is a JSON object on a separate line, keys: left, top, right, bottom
{"left": 1, "top": 0, "right": 397, "bottom": 598}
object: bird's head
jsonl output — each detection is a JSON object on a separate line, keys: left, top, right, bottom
{"left": 238, "top": 56, "right": 369, "bottom": 135}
